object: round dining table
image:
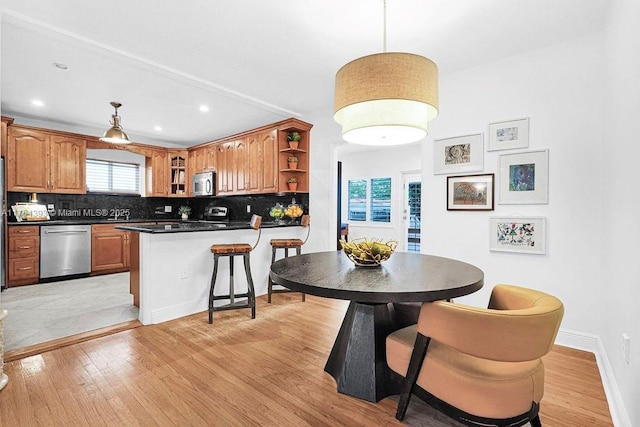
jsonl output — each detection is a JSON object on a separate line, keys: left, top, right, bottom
{"left": 270, "top": 250, "right": 484, "bottom": 402}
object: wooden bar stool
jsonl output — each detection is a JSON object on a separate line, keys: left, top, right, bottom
{"left": 208, "top": 215, "right": 262, "bottom": 324}
{"left": 268, "top": 215, "right": 310, "bottom": 303}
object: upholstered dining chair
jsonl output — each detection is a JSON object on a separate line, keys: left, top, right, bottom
{"left": 386, "top": 284, "right": 564, "bottom": 427}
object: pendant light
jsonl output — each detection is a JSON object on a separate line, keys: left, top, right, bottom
{"left": 334, "top": 0, "right": 438, "bottom": 146}
{"left": 100, "top": 101, "right": 130, "bottom": 144}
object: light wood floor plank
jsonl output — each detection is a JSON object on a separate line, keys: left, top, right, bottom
{"left": 0, "top": 295, "right": 613, "bottom": 426}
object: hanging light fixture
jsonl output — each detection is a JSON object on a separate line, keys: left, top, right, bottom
{"left": 334, "top": 0, "right": 438, "bottom": 146}
{"left": 100, "top": 101, "right": 130, "bottom": 144}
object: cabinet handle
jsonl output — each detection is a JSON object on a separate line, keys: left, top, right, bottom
{"left": 18, "top": 266, "right": 33, "bottom": 271}
{"left": 16, "top": 230, "right": 32, "bottom": 233}
{"left": 18, "top": 246, "right": 32, "bottom": 249}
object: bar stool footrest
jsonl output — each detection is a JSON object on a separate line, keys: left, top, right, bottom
{"left": 212, "top": 301, "right": 252, "bottom": 311}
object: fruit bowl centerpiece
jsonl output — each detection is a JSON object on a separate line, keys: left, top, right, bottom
{"left": 339, "top": 238, "right": 398, "bottom": 267}
{"left": 269, "top": 203, "right": 286, "bottom": 223}
{"left": 285, "top": 203, "right": 303, "bottom": 220}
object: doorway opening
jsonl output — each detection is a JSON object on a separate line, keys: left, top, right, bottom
{"left": 402, "top": 173, "right": 422, "bottom": 253}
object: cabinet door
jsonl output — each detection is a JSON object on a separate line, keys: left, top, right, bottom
{"left": 246, "top": 134, "right": 261, "bottom": 193}
{"left": 217, "top": 142, "right": 236, "bottom": 194}
{"left": 7, "top": 127, "right": 50, "bottom": 192}
{"left": 168, "top": 151, "right": 187, "bottom": 196}
{"left": 50, "top": 135, "right": 86, "bottom": 194}
{"left": 234, "top": 139, "right": 247, "bottom": 193}
{"left": 260, "top": 129, "right": 278, "bottom": 193}
{"left": 91, "top": 227, "right": 128, "bottom": 272}
{"left": 147, "top": 150, "right": 168, "bottom": 196}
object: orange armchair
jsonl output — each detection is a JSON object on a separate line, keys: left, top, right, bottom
{"left": 386, "top": 284, "right": 564, "bottom": 426}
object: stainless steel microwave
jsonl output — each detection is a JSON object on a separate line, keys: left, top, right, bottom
{"left": 192, "top": 171, "right": 216, "bottom": 196}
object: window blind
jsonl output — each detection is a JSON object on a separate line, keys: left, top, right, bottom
{"left": 86, "top": 159, "right": 140, "bottom": 194}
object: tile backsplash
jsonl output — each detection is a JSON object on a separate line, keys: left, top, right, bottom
{"left": 6, "top": 192, "right": 309, "bottom": 223}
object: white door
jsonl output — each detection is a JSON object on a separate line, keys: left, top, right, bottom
{"left": 401, "top": 172, "right": 422, "bottom": 253}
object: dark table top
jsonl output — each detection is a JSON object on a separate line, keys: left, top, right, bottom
{"left": 270, "top": 251, "right": 484, "bottom": 303}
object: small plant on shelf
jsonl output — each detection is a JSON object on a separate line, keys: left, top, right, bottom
{"left": 287, "top": 131, "right": 301, "bottom": 142}
{"left": 287, "top": 177, "right": 298, "bottom": 191}
{"left": 287, "top": 131, "right": 301, "bottom": 149}
{"left": 288, "top": 156, "right": 298, "bottom": 169}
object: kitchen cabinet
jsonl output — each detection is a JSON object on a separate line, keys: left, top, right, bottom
{"left": 168, "top": 150, "right": 188, "bottom": 197}
{"left": 7, "top": 126, "right": 86, "bottom": 193}
{"left": 277, "top": 120, "right": 312, "bottom": 193}
{"left": 91, "top": 224, "right": 130, "bottom": 274}
{"left": 145, "top": 149, "right": 168, "bottom": 196}
{"left": 188, "top": 145, "right": 216, "bottom": 175}
{"left": 216, "top": 141, "right": 237, "bottom": 195}
{"left": 146, "top": 150, "right": 189, "bottom": 197}
{"left": 7, "top": 225, "right": 40, "bottom": 287}
{"left": 247, "top": 129, "right": 278, "bottom": 193}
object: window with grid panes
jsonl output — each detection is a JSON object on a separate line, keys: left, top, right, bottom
{"left": 370, "top": 177, "right": 391, "bottom": 222}
{"left": 348, "top": 179, "right": 367, "bottom": 221}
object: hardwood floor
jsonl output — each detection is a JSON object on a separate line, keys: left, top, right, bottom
{"left": 0, "top": 295, "right": 613, "bottom": 426}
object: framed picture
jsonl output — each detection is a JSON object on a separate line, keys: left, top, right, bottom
{"left": 447, "top": 173, "right": 494, "bottom": 211}
{"left": 488, "top": 117, "right": 529, "bottom": 151}
{"left": 498, "top": 149, "right": 549, "bottom": 204}
{"left": 433, "top": 133, "right": 484, "bottom": 175}
{"left": 489, "top": 216, "right": 546, "bottom": 254}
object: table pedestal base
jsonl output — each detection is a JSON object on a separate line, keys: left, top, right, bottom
{"left": 324, "top": 301, "right": 401, "bottom": 402}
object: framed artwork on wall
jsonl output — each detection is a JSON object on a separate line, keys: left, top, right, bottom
{"left": 446, "top": 173, "right": 494, "bottom": 211}
{"left": 433, "top": 133, "right": 484, "bottom": 175}
{"left": 498, "top": 149, "right": 549, "bottom": 204}
{"left": 489, "top": 216, "right": 546, "bottom": 255}
{"left": 488, "top": 117, "right": 529, "bottom": 151}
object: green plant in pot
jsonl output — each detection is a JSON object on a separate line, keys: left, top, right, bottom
{"left": 178, "top": 205, "right": 191, "bottom": 220}
{"left": 287, "top": 131, "right": 301, "bottom": 149}
{"left": 287, "top": 177, "right": 298, "bottom": 191}
{"left": 288, "top": 156, "right": 298, "bottom": 169}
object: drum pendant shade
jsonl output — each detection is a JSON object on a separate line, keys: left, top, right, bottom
{"left": 334, "top": 52, "right": 438, "bottom": 146}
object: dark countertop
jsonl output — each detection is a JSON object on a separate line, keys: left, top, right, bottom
{"left": 116, "top": 220, "right": 300, "bottom": 233}
{"left": 7, "top": 218, "right": 180, "bottom": 226}
{"left": 8, "top": 218, "right": 302, "bottom": 233}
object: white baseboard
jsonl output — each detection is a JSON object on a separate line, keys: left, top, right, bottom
{"left": 556, "top": 328, "right": 631, "bottom": 427}
{"left": 150, "top": 299, "right": 207, "bottom": 324}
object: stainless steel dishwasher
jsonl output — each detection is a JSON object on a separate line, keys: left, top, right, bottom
{"left": 40, "top": 224, "right": 92, "bottom": 279}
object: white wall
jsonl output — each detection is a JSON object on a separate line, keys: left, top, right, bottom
{"left": 601, "top": 0, "right": 640, "bottom": 425}
{"left": 421, "top": 34, "right": 605, "bottom": 338}
{"left": 338, "top": 144, "right": 421, "bottom": 247}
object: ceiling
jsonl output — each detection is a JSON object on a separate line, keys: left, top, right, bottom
{"left": 0, "top": 0, "right": 610, "bottom": 149}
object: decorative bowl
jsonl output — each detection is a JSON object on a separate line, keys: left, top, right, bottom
{"left": 340, "top": 238, "right": 398, "bottom": 267}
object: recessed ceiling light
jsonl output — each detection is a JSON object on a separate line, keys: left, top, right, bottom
{"left": 199, "top": 105, "right": 209, "bottom": 112}
{"left": 154, "top": 126, "right": 162, "bottom": 131}
{"left": 52, "top": 62, "right": 69, "bottom": 70}
{"left": 32, "top": 100, "right": 45, "bottom": 107}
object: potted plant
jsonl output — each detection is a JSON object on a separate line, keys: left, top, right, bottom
{"left": 288, "top": 156, "right": 298, "bottom": 169}
{"left": 287, "top": 131, "right": 301, "bottom": 149}
{"left": 287, "top": 177, "right": 298, "bottom": 191}
{"left": 178, "top": 205, "right": 191, "bottom": 220}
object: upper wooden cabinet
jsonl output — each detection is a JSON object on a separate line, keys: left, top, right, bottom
{"left": 168, "top": 150, "right": 188, "bottom": 197}
{"left": 7, "top": 126, "right": 86, "bottom": 194}
{"left": 247, "top": 129, "right": 278, "bottom": 194}
{"left": 145, "top": 149, "right": 168, "bottom": 196}
{"left": 188, "top": 145, "right": 216, "bottom": 175}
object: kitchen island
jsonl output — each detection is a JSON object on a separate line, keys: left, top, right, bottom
{"left": 117, "top": 221, "right": 306, "bottom": 325}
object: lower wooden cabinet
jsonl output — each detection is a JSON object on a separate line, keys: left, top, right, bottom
{"left": 7, "top": 225, "right": 40, "bottom": 287}
{"left": 91, "top": 224, "right": 130, "bottom": 274}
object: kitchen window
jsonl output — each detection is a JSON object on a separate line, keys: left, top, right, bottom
{"left": 86, "top": 159, "right": 141, "bottom": 194}
{"left": 347, "top": 177, "right": 392, "bottom": 223}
